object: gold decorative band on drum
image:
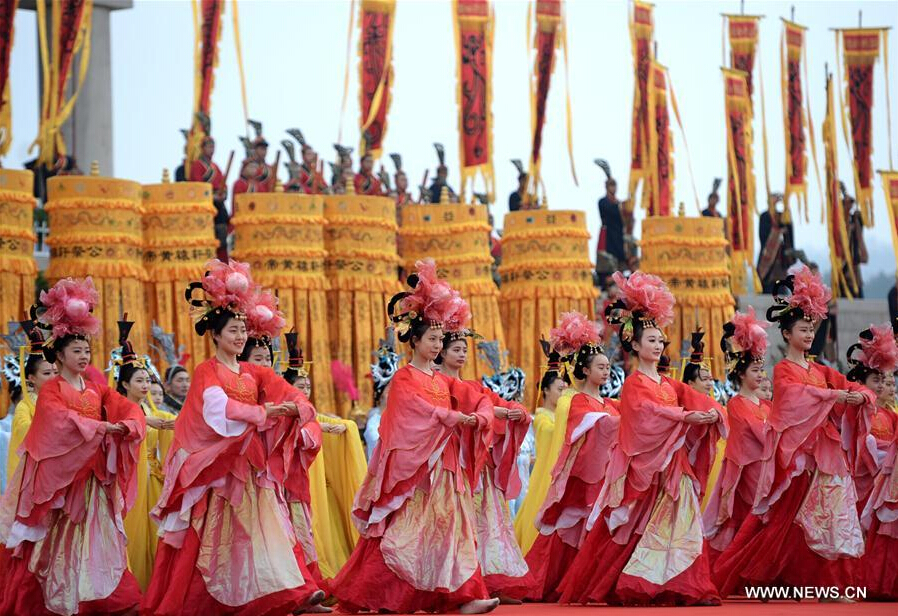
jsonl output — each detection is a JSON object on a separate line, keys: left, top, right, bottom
{"left": 45, "top": 175, "right": 147, "bottom": 368}
{"left": 640, "top": 215, "right": 735, "bottom": 379}
{"left": 231, "top": 192, "right": 334, "bottom": 412}
{"left": 142, "top": 181, "right": 219, "bottom": 371}
{"left": 400, "top": 202, "right": 505, "bottom": 380}
{"left": 498, "top": 210, "right": 597, "bottom": 409}
{"left": 324, "top": 194, "right": 401, "bottom": 417}
{"left": 0, "top": 169, "right": 37, "bottom": 413}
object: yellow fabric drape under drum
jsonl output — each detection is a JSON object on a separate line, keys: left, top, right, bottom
{"left": 498, "top": 210, "right": 596, "bottom": 410}
{"left": 400, "top": 203, "right": 505, "bottom": 380}
{"left": 0, "top": 170, "right": 36, "bottom": 415}
{"left": 142, "top": 181, "right": 219, "bottom": 373}
{"left": 323, "top": 194, "right": 400, "bottom": 416}
{"left": 640, "top": 216, "right": 734, "bottom": 380}
{"left": 45, "top": 176, "right": 147, "bottom": 368}
{"left": 231, "top": 192, "right": 335, "bottom": 411}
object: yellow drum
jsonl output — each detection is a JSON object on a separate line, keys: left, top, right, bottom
{"left": 400, "top": 202, "right": 505, "bottom": 380}
{"left": 640, "top": 215, "right": 734, "bottom": 378}
{"left": 231, "top": 191, "right": 334, "bottom": 411}
{"left": 323, "top": 194, "right": 401, "bottom": 416}
{"left": 45, "top": 175, "right": 146, "bottom": 366}
{"left": 142, "top": 180, "right": 218, "bottom": 371}
{"left": 498, "top": 209, "right": 596, "bottom": 408}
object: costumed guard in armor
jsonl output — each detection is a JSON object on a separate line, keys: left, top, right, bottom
{"left": 594, "top": 160, "right": 626, "bottom": 288}
{"left": 428, "top": 143, "right": 458, "bottom": 204}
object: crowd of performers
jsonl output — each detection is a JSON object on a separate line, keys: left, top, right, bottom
{"left": 0, "top": 255, "right": 897, "bottom": 615}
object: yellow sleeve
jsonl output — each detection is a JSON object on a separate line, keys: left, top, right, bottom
{"left": 513, "top": 391, "right": 574, "bottom": 554}
{"left": 701, "top": 437, "right": 727, "bottom": 512}
{"left": 7, "top": 399, "right": 35, "bottom": 481}
{"left": 150, "top": 407, "right": 178, "bottom": 466}
{"left": 317, "top": 415, "right": 368, "bottom": 572}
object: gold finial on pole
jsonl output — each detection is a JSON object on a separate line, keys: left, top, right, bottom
{"left": 678, "top": 201, "right": 686, "bottom": 217}
{"left": 161, "top": 168, "right": 171, "bottom": 183}
{"left": 439, "top": 185, "right": 449, "bottom": 204}
{"left": 90, "top": 161, "right": 100, "bottom": 176}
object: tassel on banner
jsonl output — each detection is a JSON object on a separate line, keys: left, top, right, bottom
{"left": 642, "top": 60, "right": 674, "bottom": 217}
{"left": 453, "top": 0, "right": 495, "bottom": 202}
{"left": 187, "top": 0, "right": 224, "bottom": 170}
{"left": 823, "top": 72, "right": 858, "bottom": 299}
{"left": 0, "top": 0, "right": 20, "bottom": 158}
{"left": 358, "top": 0, "right": 396, "bottom": 158}
{"left": 878, "top": 171, "right": 898, "bottom": 278}
{"left": 525, "top": 0, "right": 576, "bottom": 193}
{"left": 32, "top": 0, "right": 94, "bottom": 166}
{"left": 628, "top": 0, "right": 654, "bottom": 207}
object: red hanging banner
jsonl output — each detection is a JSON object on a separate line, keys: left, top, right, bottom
{"left": 723, "top": 68, "right": 756, "bottom": 294}
{"left": 359, "top": 0, "right": 395, "bottom": 157}
{"left": 838, "top": 28, "right": 883, "bottom": 227}
{"left": 627, "top": 0, "right": 653, "bottom": 201}
{"left": 643, "top": 61, "right": 673, "bottom": 216}
{"left": 528, "top": 0, "right": 560, "bottom": 187}
{"left": 0, "top": 0, "right": 19, "bottom": 157}
{"left": 781, "top": 19, "right": 808, "bottom": 215}
{"left": 453, "top": 0, "right": 494, "bottom": 199}
{"left": 727, "top": 15, "right": 760, "bottom": 99}
{"left": 196, "top": 0, "right": 224, "bottom": 117}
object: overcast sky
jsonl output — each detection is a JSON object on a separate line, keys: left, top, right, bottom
{"left": 8, "top": 0, "right": 898, "bottom": 283}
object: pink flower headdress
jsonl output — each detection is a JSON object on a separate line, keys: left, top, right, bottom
{"left": 847, "top": 323, "right": 898, "bottom": 383}
{"left": 245, "top": 287, "right": 286, "bottom": 344}
{"left": 185, "top": 259, "right": 256, "bottom": 336}
{"left": 767, "top": 263, "right": 831, "bottom": 326}
{"left": 721, "top": 307, "right": 769, "bottom": 378}
{"left": 388, "top": 259, "right": 466, "bottom": 343}
{"left": 549, "top": 311, "right": 603, "bottom": 358}
{"left": 33, "top": 276, "right": 101, "bottom": 343}
{"left": 605, "top": 271, "right": 675, "bottom": 344}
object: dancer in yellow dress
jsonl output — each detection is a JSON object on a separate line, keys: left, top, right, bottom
{"left": 114, "top": 317, "right": 176, "bottom": 591}
{"left": 5, "top": 320, "right": 58, "bottom": 480}
{"left": 514, "top": 339, "right": 575, "bottom": 554}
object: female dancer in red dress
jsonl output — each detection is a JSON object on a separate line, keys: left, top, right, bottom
{"left": 0, "top": 277, "right": 145, "bottom": 616}
{"left": 846, "top": 324, "right": 898, "bottom": 513}
{"left": 713, "top": 264, "right": 875, "bottom": 598}
{"left": 143, "top": 260, "right": 325, "bottom": 615}
{"left": 524, "top": 311, "right": 621, "bottom": 602}
{"left": 702, "top": 308, "right": 774, "bottom": 566}
{"left": 437, "top": 333, "right": 533, "bottom": 603}
{"left": 331, "top": 260, "right": 499, "bottom": 614}
{"left": 559, "top": 271, "right": 725, "bottom": 606}
{"left": 239, "top": 289, "right": 327, "bottom": 590}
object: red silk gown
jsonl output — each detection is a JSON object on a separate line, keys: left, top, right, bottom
{"left": 702, "top": 395, "right": 774, "bottom": 565}
{"left": 558, "top": 373, "right": 725, "bottom": 605}
{"left": 861, "top": 413, "right": 898, "bottom": 598}
{"left": 331, "top": 365, "right": 493, "bottom": 613}
{"left": 713, "top": 360, "right": 875, "bottom": 596}
{"left": 0, "top": 377, "right": 146, "bottom": 616}
{"left": 142, "top": 358, "right": 321, "bottom": 615}
{"left": 453, "top": 382, "right": 535, "bottom": 599}
{"left": 855, "top": 405, "right": 898, "bottom": 512}
{"left": 525, "top": 392, "right": 621, "bottom": 602}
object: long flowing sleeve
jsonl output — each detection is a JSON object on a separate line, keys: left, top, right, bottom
{"left": 537, "top": 394, "right": 620, "bottom": 543}
{"left": 6, "top": 399, "right": 35, "bottom": 484}
{"left": 0, "top": 378, "right": 144, "bottom": 544}
{"left": 352, "top": 367, "right": 462, "bottom": 538}
{"left": 482, "top": 387, "right": 532, "bottom": 498}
